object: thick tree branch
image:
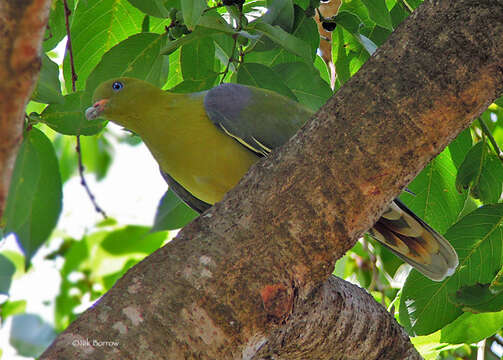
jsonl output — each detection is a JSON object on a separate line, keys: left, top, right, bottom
{"left": 42, "top": 0, "right": 503, "bottom": 359}
{"left": 0, "top": 0, "right": 51, "bottom": 219}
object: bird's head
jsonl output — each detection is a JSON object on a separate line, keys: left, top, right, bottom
{"left": 85, "top": 77, "right": 160, "bottom": 130}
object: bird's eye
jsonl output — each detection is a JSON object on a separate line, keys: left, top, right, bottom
{"left": 112, "top": 81, "right": 124, "bottom": 92}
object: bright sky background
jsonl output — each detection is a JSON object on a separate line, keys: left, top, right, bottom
{"left": 0, "top": 123, "right": 167, "bottom": 358}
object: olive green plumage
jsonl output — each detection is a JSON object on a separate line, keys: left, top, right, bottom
{"left": 86, "top": 77, "right": 458, "bottom": 281}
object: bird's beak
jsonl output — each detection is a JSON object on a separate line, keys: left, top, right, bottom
{"left": 85, "top": 99, "right": 109, "bottom": 120}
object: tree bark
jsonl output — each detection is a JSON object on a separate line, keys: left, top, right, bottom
{"left": 41, "top": 0, "right": 503, "bottom": 359}
{"left": 0, "top": 0, "right": 51, "bottom": 219}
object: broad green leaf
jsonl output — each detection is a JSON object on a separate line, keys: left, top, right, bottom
{"left": 400, "top": 149, "right": 467, "bottom": 235}
{"left": 0, "top": 299, "right": 27, "bottom": 319}
{"left": 335, "top": 11, "right": 362, "bottom": 34}
{"left": 10, "top": 314, "right": 57, "bottom": 358}
{"left": 262, "top": 0, "right": 294, "bottom": 31}
{"left": 180, "top": 37, "right": 216, "bottom": 80}
{"left": 246, "top": 6, "right": 318, "bottom": 67}
{"left": 86, "top": 33, "right": 169, "bottom": 92}
{"left": 0, "top": 254, "right": 15, "bottom": 294}
{"left": 1, "top": 250, "right": 26, "bottom": 279}
{"left": 126, "top": 0, "right": 170, "bottom": 17}
{"left": 101, "top": 225, "right": 167, "bottom": 254}
{"left": 273, "top": 62, "right": 332, "bottom": 110}
{"left": 449, "top": 283, "right": 503, "bottom": 313}
{"left": 152, "top": 190, "right": 198, "bottom": 231}
{"left": 41, "top": 92, "right": 106, "bottom": 136}
{"left": 170, "top": 76, "right": 218, "bottom": 93}
{"left": 249, "top": 21, "right": 312, "bottom": 63}
{"left": 400, "top": 204, "right": 503, "bottom": 335}
{"left": 3, "top": 128, "right": 62, "bottom": 267}
{"left": 237, "top": 63, "right": 297, "bottom": 101}
{"left": 448, "top": 128, "right": 472, "bottom": 169}
{"left": 361, "top": 0, "right": 393, "bottom": 31}
{"left": 456, "top": 141, "right": 503, "bottom": 204}
{"left": 390, "top": 2, "right": 409, "bottom": 29}
{"left": 43, "top": 0, "right": 70, "bottom": 51}
{"left": 198, "top": 11, "right": 236, "bottom": 34}
{"left": 162, "top": 27, "right": 217, "bottom": 55}
{"left": 411, "top": 332, "right": 464, "bottom": 360}
{"left": 333, "top": 26, "right": 350, "bottom": 86}
{"left": 440, "top": 311, "right": 503, "bottom": 344}
{"left": 32, "top": 53, "right": 63, "bottom": 104}
{"left": 181, "top": 0, "right": 207, "bottom": 30}
{"left": 79, "top": 135, "right": 113, "bottom": 181}
{"left": 63, "top": 0, "right": 145, "bottom": 91}
{"left": 52, "top": 134, "right": 78, "bottom": 183}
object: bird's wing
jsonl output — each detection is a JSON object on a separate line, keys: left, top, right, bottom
{"left": 160, "top": 169, "right": 211, "bottom": 214}
{"left": 370, "top": 199, "right": 459, "bottom": 281}
{"left": 204, "top": 83, "right": 315, "bottom": 156}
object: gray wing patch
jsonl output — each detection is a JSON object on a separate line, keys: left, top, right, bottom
{"left": 204, "top": 83, "right": 314, "bottom": 156}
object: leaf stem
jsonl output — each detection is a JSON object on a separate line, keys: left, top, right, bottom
{"left": 478, "top": 117, "right": 503, "bottom": 163}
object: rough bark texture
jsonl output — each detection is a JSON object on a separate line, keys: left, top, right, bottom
{"left": 41, "top": 0, "right": 503, "bottom": 359}
{"left": 0, "top": 0, "right": 51, "bottom": 219}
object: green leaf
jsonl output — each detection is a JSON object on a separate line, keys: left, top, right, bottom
{"left": 3, "top": 128, "right": 62, "bottom": 267}
{"left": 456, "top": 141, "right": 503, "bottom": 204}
{"left": 79, "top": 135, "right": 113, "bottom": 181}
{"left": 450, "top": 283, "right": 503, "bottom": 313}
{"left": 399, "top": 149, "right": 467, "bottom": 235}
{"left": 440, "top": 310, "right": 503, "bottom": 344}
{"left": 249, "top": 21, "right": 313, "bottom": 63}
{"left": 181, "top": 0, "right": 207, "bottom": 30}
{"left": 10, "top": 314, "right": 57, "bottom": 358}
{"left": 237, "top": 62, "right": 297, "bottom": 101}
{"left": 180, "top": 37, "right": 216, "bottom": 80}
{"left": 273, "top": 62, "right": 332, "bottom": 111}
{"left": 262, "top": 0, "right": 295, "bottom": 31}
{"left": 0, "top": 299, "right": 27, "bottom": 319}
{"left": 335, "top": 10, "right": 363, "bottom": 34}
{"left": 126, "top": 0, "right": 170, "bottom": 17}
{"left": 198, "top": 11, "right": 236, "bottom": 34}
{"left": 32, "top": 53, "right": 63, "bottom": 104}
{"left": 41, "top": 92, "right": 106, "bottom": 136}
{"left": 170, "top": 76, "right": 218, "bottom": 93}
{"left": 448, "top": 128, "right": 473, "bottom": 169}
{"left": 0, "top": 254, "right": 16, "bottom": 294}
{"left": 333, "top": 26, "right": 350, "bottom": 86}
{"left": 86, "top": 32, "right": 169, "bottom": 92}
{"left": 101, "top": 226, "right": 167, "bottom": 254}
{"left": 361, "top": 0, "right": 393, "bottom": 31}
{"left": 43, "top": 0, "right": 69, "bottom": 51}
{"left": 63, "top": 0, "right": 145, "bottom": 91}
{"left": 399, "top": 204, "right": 503, "bottom": 335}
{"left": 152, "top": 190, "right": 198, "bottom": 231}
{"left": 162, "top": 27, "right": 217, "bottom": 55}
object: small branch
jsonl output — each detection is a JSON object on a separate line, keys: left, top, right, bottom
{"left": 478, "top": 117, "right": 503, "bottom": 162}
{"left": 63, "top": 0, "right": 107, "bottom": 219}
{"left": 219, "top": 35, "right": 238, "bottom": 84}
{"left": 75, "top": 136, "right": 107, "bottom": 219}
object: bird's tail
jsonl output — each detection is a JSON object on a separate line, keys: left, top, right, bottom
{"left": 369, "top": 199, "right": 459, "bottom": 281}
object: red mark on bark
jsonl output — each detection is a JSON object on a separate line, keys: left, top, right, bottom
{"left": 260, "top": 284, "right": 293, "bottom": 320}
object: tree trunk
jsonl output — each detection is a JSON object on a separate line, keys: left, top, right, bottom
{"left": 41, "top": 0, "right": 503, "bottom": 359}
{"left": 0, "top": 0, "right": 51, "bottom": 219}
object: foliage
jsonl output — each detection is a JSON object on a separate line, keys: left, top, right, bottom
{"left": 1, "top": 0, "right": 503, "bottom": 358}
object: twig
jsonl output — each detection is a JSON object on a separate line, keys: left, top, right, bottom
{"left": 76, "top": 136, "right": 107, "bottom": 218}
{"left": 63, "top": 0, "right": 107, "bottom": 219}
{"left": 63, "top": 0, "right": 77, "bottom": 92}
{"left": 220, "top": 35, "right": 238, "bottom": 84}
{"left": 478, "top": 117, "right": 503, "bottom": 162}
